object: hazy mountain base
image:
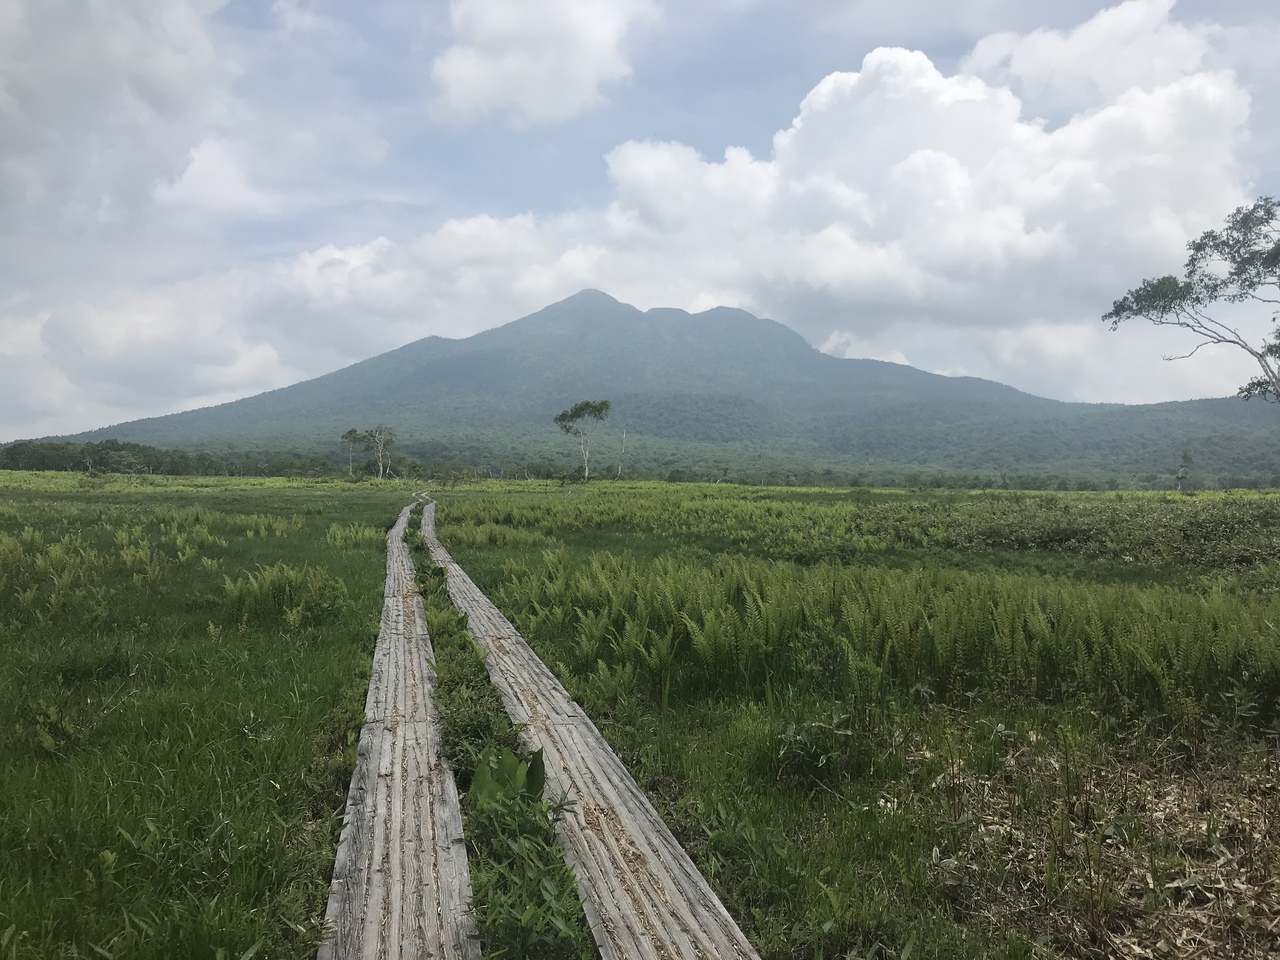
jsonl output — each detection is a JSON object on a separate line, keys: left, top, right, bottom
{"left": 4, "top": 429, "right": 1272, "bottom": 492}
{"left": 0, "top": 435, "right": 1250, "bottom": 493}
{"left": 53, "top": 395, "right": 1280, "bottom": 488}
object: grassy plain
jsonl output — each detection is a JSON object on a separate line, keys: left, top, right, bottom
{"left": 436, "top": 482, "right": 1280, "bottom": 960}
{"left": 4, "top": 473, "right": 1278, "bottom": 960}
{"left": 0, "top": 472, "right": 415, "bottom": 960}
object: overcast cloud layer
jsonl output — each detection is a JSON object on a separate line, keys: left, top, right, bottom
{"left": 2, "top": 0, "right": 1279, "bottom": 440}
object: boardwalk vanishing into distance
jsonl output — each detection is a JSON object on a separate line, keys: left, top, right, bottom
{"left": 319, "top": 500, "right": 761, "bottom": 959}
{"left": 318, "top": 505, "right": 479, "bottom": 960}
{"left": 423, "top": 502, "right": 762, "bottom": 960}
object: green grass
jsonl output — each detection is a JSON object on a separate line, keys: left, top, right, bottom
{"left": 0, "top": 475, "right": 415, "bottom": 959}
{"left": 437, "top": 481, "right": 1280, "bottom": 960}
{"left": 7, "top": 474, "right": 1277, "bottom": 959}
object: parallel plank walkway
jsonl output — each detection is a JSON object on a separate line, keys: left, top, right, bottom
{"left": 422, "top": 502, "right": 762, "bottom": 960}
{"left": 319, "top": 505, "right": 479, "bottom": 960}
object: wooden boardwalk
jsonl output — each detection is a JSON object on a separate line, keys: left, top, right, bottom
{"left": 319, "top": 505, "right": 479, "bottom": 960}
{"left": 422, "top": 503, "right": 761, "bottom": 960}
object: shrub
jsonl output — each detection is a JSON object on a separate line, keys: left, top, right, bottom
{"left": 222, "top": 562, "right": 350, "bottom": 629}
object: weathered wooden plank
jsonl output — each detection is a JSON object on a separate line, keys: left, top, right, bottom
{"left": 319, "top": 505, "right": 479, "bottom": 960}
{"left": 422, "top": 503, "right": 761, "bottom": 960}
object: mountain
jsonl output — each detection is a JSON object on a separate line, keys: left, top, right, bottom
{"left": 57, "top": 290, "right": 1280, "bottom": 482}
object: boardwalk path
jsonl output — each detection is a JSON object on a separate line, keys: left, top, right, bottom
{"left": 319, "top": 505, "right": 479, "bottom": 960}
{"left": 423, "top": 502, "right": 761, "bottom": 960}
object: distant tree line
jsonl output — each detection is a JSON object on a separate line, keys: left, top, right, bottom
{"left": 4, "top": 437, "right": 1277, "bottom": 492}
{"left": 0, "top": 440, "right": 337, "bottom": 478}
{"left": 0, "top": 440, "right": 226, "bottom": 475}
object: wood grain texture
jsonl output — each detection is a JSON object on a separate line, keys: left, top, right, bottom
{"left": 319, "top": 505, "right": 479, "bottom": 960}
{"left": 422, "top": 502, "right": 762, "bottom": 960}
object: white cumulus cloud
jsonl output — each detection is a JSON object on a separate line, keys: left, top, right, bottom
{"left": 0, "top": 0, "right": 232, "bottom": 304}
{"left": 154, "top": 138, "right": 276, "bottom": 214}
{"left": 431, "top": 0, "right": 657, "bottom": 125}
{"left": 963, "top": 0, "right": 1207, "bottom": 115}
{"left": 0, "top": 1, "right": 229, "bottom": 221}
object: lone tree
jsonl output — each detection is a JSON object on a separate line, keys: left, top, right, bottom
{"left": 1176, "top": 448, "right": 1196, "bottom": 495}
{"left": 1104, "top": 196, "right": 1280, "bottom": 400}
{"left": 340, "top": 428, "right": 362, "bottom": 477}
{"left": 555, "top": 399, "right": 610, "bottom": 481}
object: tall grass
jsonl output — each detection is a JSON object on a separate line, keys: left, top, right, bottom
{"left": 0, "top": 478, "right": 412, "bottom": 959}
{"left": 498, "top": 550, "right": 1280, "bottom": 727}
{"left": 438, "top": 482, "right": 1280, "bottom": 580}
{"left": 437, "top": 484, "right": 1280, "bottom": 960}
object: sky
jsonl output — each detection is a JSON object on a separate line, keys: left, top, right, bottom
{"left": 2, "top": 0, "right": 1279, "bottom": 440}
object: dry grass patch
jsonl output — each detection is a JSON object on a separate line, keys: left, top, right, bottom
{"left": 905, "top": 723, "right": 1280, "bottom": 958}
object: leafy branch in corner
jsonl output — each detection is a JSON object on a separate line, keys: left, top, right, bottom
{"left": 1104, "top": 196, "right": 1280, "bottom": 401}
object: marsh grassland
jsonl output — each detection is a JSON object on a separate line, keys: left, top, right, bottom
{"left": 437, "top": 483, "right": 1280, "bottom": 960}
{"left": 3, "top": 474, "right": 1278, "bottom": 959}
{"left": 0, "top": 473, "right": 413, "bottom": 959}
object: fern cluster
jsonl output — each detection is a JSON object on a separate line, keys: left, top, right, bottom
{"left": 492, "top": 549, "right": 1279, "bottom": 728}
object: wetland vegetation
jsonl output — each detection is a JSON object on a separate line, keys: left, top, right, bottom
{"left": 437, "top": 483, "right": 1280, "bottom": 959}
{"left": 2, "top": 472, "right": 1277, "bottom": 959}
{"left": 0, "top": 473, "right": 411, "bottom": 959}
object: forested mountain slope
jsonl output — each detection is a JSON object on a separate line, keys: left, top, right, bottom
{"left": 58, "top": 290, "right": 1280, "bottom": 481}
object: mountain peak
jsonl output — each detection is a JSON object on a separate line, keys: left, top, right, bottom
{"left": 560, "top": 288, "right": 619, "bottom": 305}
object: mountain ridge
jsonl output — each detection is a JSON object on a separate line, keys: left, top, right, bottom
{"left": 49, "top": 289, "right": 1280, "bottom": 481}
